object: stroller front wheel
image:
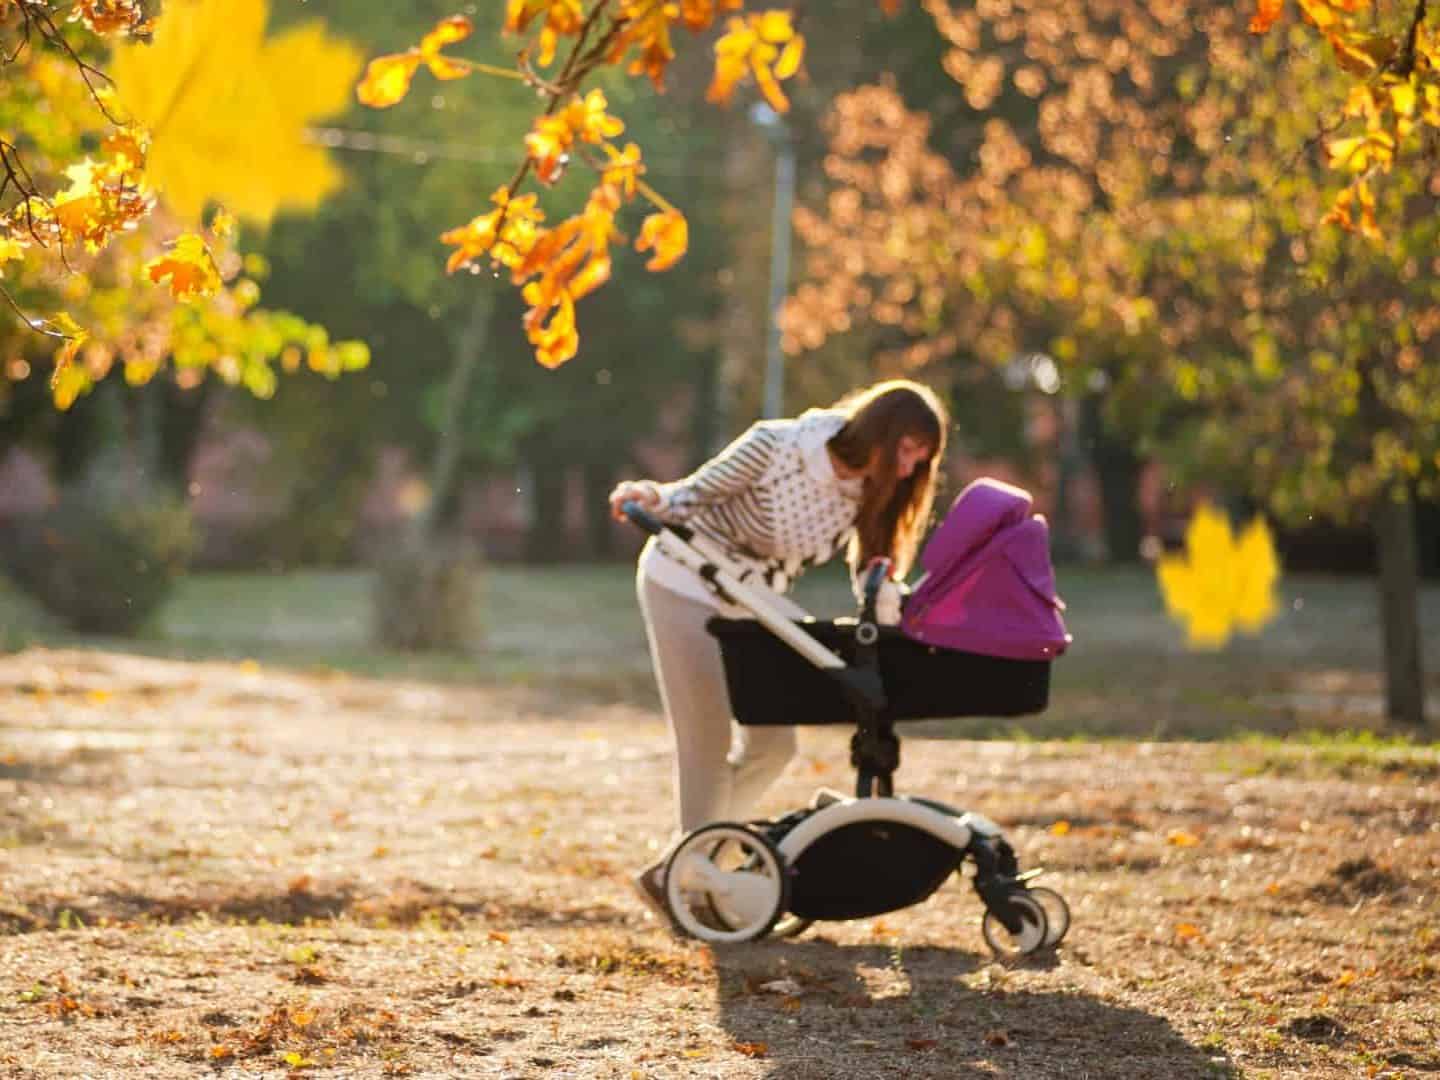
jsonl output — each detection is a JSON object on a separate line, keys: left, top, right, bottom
{"left": 664, "top": 823, "right": 789, "bottom": 943}
{"left": 1025, "top": 885, "right": 1071, "bottom": 948}
{"left": 980, "top": 892, "right": 1049, "bottom": 958}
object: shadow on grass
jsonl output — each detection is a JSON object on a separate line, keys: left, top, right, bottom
{"left": 711, "top": 939, "right": 1235, "bottom": 1080}
{"left": 1, "top": 881, "right": 632, "bottom": 935}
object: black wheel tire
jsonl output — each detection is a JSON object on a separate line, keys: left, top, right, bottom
{"left": 980, "top": 892, "right": 1049, "bottom": 958}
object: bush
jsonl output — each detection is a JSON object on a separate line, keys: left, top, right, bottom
{"left": 372, "top": 533, "right": 481, "bottom": 652}
{"left": 3, "top": 486, "right": 197, "bottom": 635}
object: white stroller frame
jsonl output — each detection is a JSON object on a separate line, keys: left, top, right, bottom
{"left": 625, "top": 503, "right": 1071, "bottom": 954}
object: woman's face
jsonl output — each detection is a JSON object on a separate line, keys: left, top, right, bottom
{"left": 894, "top": 434, "right": 934, "bottom": 480}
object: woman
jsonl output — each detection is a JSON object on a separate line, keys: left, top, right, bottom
{"left": 608, "top": 379, "right": 950, "bottom": 917}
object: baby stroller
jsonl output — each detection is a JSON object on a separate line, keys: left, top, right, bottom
{"left": 623, "top": 478, "right": 1072, "bottom": 955}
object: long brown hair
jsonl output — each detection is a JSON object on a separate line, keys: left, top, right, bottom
{"left": 827, "top": 379, "right": 949, "bottom": 578}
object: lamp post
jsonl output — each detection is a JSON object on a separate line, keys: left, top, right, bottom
{"left": 750, "top": 102, "right": 795, "bottom": 420}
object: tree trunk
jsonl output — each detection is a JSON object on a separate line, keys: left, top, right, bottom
{"left": 1374, "top": 487, "right": 1427, "bottom": 730}
{"left": 581, "top": 459, "right": 616, "bottom": 560}
{"left": 525, "top": 456, "right": 568, "bottom": 563}
{"left": 1081, "top": 392, "right": 1145, "bottom": 564}
{"left": 417, "top": 293, "right": 493, "bottom": 540}
{"left": 153, "top": 380, "right": 214, "bottom": 498}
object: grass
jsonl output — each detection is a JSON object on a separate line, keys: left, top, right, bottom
{"left": 2, "top": 560, "right": 1437, "bottom": 740}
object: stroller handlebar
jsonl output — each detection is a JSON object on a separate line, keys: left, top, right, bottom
{"left": 861, "top": 557, "right": 892, "bottom": 604}
{"left": 621, "top": 500, "right": 667, "bottom": 536}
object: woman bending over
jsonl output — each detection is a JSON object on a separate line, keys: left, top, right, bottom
{"left": 608, "top": 379, "right": 950, "bottom": 916}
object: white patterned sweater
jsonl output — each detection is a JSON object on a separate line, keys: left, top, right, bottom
{"left": 639, "top": 409, "right": 863, "bottom": 607}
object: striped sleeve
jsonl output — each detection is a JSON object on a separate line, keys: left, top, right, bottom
{"left": 653, "top": 423, "right": 779, "bottom": 523}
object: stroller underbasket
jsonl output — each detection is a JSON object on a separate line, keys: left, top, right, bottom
{"left": 708, "top": 617, "right": 1051, "bottom": 726}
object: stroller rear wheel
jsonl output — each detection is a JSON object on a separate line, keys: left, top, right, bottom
{"left": 664, "top": 823, "right": 788, "bottom": 943}
{"left": 980, "top": 892, "right": 1049, "bottom": 958}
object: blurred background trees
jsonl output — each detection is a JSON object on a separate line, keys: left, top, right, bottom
{"left": 0, "top": 0, "right": 1434, "bottom": 722}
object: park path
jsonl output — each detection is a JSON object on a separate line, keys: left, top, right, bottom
{"left": 1, "top": 647, "right": 1436, "bottom": 1078}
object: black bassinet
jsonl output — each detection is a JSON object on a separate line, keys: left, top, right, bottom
{"left": 707, "top": 617, "right": 1051, "bottom": 726}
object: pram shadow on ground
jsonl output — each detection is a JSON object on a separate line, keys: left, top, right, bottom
{"left": 709, "top": 937, "right": 1237, "bottom": 1080}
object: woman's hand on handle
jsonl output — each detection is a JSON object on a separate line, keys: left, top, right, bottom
{"left": 609, "top": 480, "right": 661, "bottom": 522}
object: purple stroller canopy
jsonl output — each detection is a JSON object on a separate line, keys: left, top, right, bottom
{"left": 901, "top": 478, "right": 1071, "bottom": 661}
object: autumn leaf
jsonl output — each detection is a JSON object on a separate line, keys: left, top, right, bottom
{"left": 1167, "top": 829, "right": 1201, "bottom": 847}
{"left": 506, "top": 0, "right": 584, "bottom": 67}
{"left": 209, "top": 208, "right": 237, "bottom": 240}
{"left": 357, "top": 15, "right": 475, "bottom": 107}
{"left": 708, "top": 12, "right": 805, "bottom": 113}
{"left": 733, "top": 1041, "right": 768, "bottom": 1058}
{"left": 111, "top": 0, "right": 362, "bottom": 224}
{"left": 1048, "top": 820, "right": 1072, "bottom": 836}
{"left": 0, "top": 233, "right": 28, "bottom": 276}
{"left": 1249, "top": 0, "right": 1285, "bottom": 34}
{"left": 440, "top": 188, "right": 546, "bottom": 274}
{"left": 601, "top": 143, "right": 646, "bottom": 199}
{"left": 355, "top": 52, "right": 422, "bottom": 109}
{"left": 636, "top": 210, "right": 688, "bottom": 271}
{"left": 1156, "top": 503, "right": 1280, "bottom": 650}
{"left": 524, "top": 90, "right": 625, "bottom": 186}
{"left": 145, "top": 233, "right": 222, "bottom": 301}
{"left": 72, "top": 0, "right": 148, "bottom": 35}
{"left": 1174, "top": 922, "right": 1205, "bottom": 941}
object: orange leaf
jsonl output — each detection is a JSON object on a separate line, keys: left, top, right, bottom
{"left": 733, "top": 1041, "right": 768, "bottom": 1058}
{"left": 636, "top": 211, "right": 687, "bottom": 271}
{"left": 1167, "top": 829, "right": 1201, "bottom": 847}
{"left": 1048, "top": 820, "right": 1071, "bottom": 836}
{"left": 1249, "top": 0, "right": 1285, "bottom": 34}
{"left": 356, "top": 52, "right": 422, "bottom": 108}
{"left": 144, "top": 233, "right": 221, "bottom": 301}
{"left": 421, "top": 15, "right": 474, "bottom": 79}
{"left": 421, "top": 14, "right": 473, "bottom": 52}
{"left": 1174, "top": 922, "right": 1204, "bottom": 941}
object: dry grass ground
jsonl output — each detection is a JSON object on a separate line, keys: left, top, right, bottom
{"left": 1, "top": 648, "right": 1436, "bottom": 1079}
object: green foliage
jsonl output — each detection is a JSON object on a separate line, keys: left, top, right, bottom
{"left": 3, "top": 484, "right": 196, "bottom": 634}
{"left": 371, "top": 533, "right": 480, "bottom": 652}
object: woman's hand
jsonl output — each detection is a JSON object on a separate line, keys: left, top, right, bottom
{"left": 609, "top": 480, "right": 661, "bottom": 522}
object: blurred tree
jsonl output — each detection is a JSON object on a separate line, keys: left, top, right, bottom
{"left": 779, "top": 2, "right": 1437, "bottom": 728}
{"left": 0, "top": 1, "right": 370, "bottom": 417}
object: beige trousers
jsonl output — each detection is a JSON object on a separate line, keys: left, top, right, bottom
{"left": 637, "top": 567, "right": 797, "bottom": 834}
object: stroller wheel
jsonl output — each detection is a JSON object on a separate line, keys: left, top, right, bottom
{"left": 1025, "top": 886, "right": 1070, "bottom": 948}
{"left": 664, "top": 823, "right": 788, "bottom": 943}
{"left": 980, "top": 892, "right": 1049, "bottom": 958}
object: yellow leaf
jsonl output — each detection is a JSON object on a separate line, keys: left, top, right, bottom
{"left": 1167, "top": 829, "right": 1201, "bottom": 847}
{"left": 0, "top": 234, "right": 26, "bottom": 276}
{"left": 111, "top": 0, "right": 363, "bottom": 224}
{"left": 356, "top": 52, "right": 421, "bottom": 107}
{"left": 1390, "top": 80, "right": 1417, "bottom": 118}
{"left": 1156, "top": 504, "right": 1280, "bottom": 650}
{"left": 209, "top": 208, "right": 237, "bottom": 239}
{"left": 1048, "top": 820, "right": 1072, "bottom": 836}
{"left": 1233, "top": 518, "right": 1280, "bottom": 632}
{"left": 1174, "top": 922, "right": 1204, "bottom": 941}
